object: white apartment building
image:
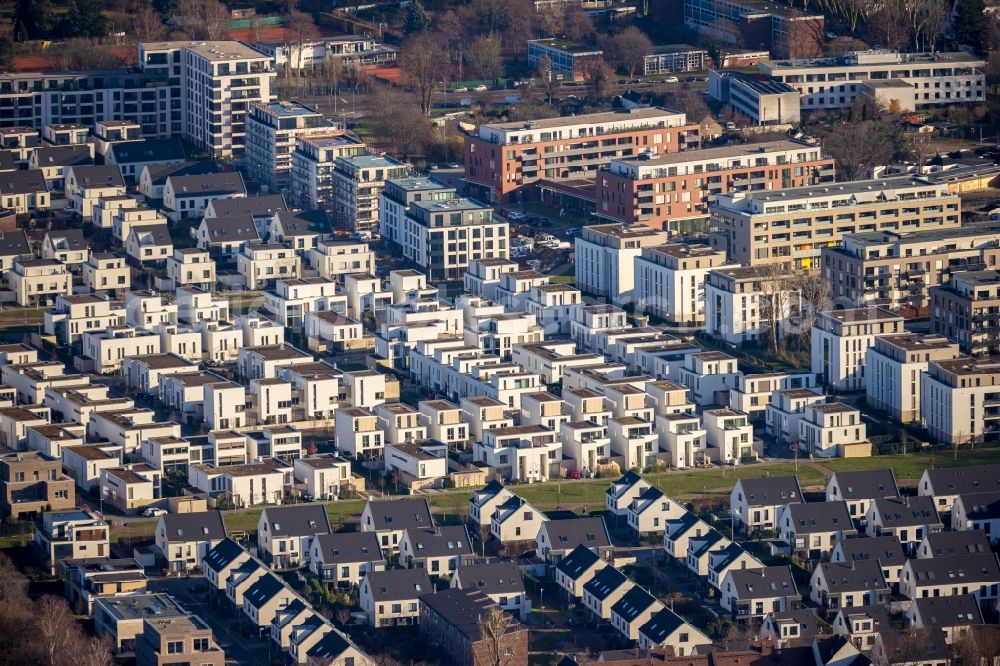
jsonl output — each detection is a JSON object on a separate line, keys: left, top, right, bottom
{"left": 334, "top": 407, "right": 384, "bottom": 459}
{"left": 811, "top": 307, "right": 904, "bottom": 391}
{"left": 83, "top": 253, "right": 131, "bottom": 296}
{"left": 761, "top": 50, "right": 985, "bottom": 112}
{"left": 307, "top": 239, "right": 374, "bottom": 282}
{"left": 236, "top": 243, "right": 301, "bottom": 291}
{"left": 166, "top": 248, "right": 216, "bottom": 290}
{"left": 798, "top": 402, "right": 868, "bottom": 458}
{"left": 866, "top": 334, "right": 960, "bottom": 424}
{"left": 289, "top": 132, "right": 367, "bottom": 211}
{"left": 635, "top": 244, "right": 734, "bottom": 325}
{"left": 380, "top": 176, "right": 455, "bottom": 246}
{"left": 277, "top": 361, "right": 340, "bottom": 421}
{"left": 112, "top": 206, "right": 167, "bottom": 245}
{"left": 729, "top": 372, "right": 817, "bottom": 421}
{"left": 9, "top": 258, "right": 72, "bottom": 307}
{"left": 676, "top": 351, "right": 740, "bottom": 406}
{"left": 43, "top": 294, "right": 126, "bottom": 346}
{"left": 575, "top": 224, "right": 669, "bottom": 301}
{"left": 162, "top": 172, "right": 247, "bottom": 222}
{"left": 333, "top": 154, "right": 409, "bottom": 234}
{"left": 464, "top": 258, "right": 518, "bottom": 299}
{"left": 656, "top": 413, "right": 706, "bottom": 468}
{"left": 82, "top": 327, "right": 162, "bottom": 373}
{"left": 525, "top": 285, "right": 583, "bottom": 336}
{"left": 922, "top": 357, "right": 1000, "bottom": 445}
{"left": 195, "top": 320, "right": 242, "bottom": 363}
{"left": 703, "top": 408, "right": 755, "bottom": 464}
{"left": 474, "top": 425, "right": 560, "bottom": 483}
{"left": 66, "top": 165, "right": 126, "bottom": 221}
{"left": 705, "top": 266, "right": 802, "bottom": 345}
{"left": 237, "top": 344, "right": 313, "bottom": 381}
{"left": 264, "top": 277, "right": 346, "bottom": 329}
{"left": 245, "top": 100, "right": 332, "bottom": 193}
{"left": 138, "top": 41, "right": 276, "bottom": 157}
{"left": 204, "top": 382, "right": 249, "bottom": 431}
{"left": 765, "top": 388, "right": 826, "bottom": 445}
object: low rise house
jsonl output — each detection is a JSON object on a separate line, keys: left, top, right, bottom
{"left": 308, "top": 531, "right": 385, "bottom": 589}
{"left": 636, "top": 606, "right": 711, "bottom": 656}
{"left": 537, "top": 516, "right": 612, "bottom": 565}
{"left": 951, "top": 491, "right": 1000, "bottom": 544}
{"left": 34, "top": 510, "right": 109, "bottom": 571}
{"left": 918, "top": 463, "right": 1000, "bottom": 513}
{"left": 418, "top": 588, "right": 529, "bottom": 666}
{"left": 610, "top": 586, "right": 663, "bottom": 641}
{"left": 916, "top": 530, "right": 991, "bottom": 559}
{"left": 490, "top": 495, "right": 548, "bottom": 553}
{"left": 582, "top": 564, "right": 634, "bottom": 621}
{"left": 154, "top": 510, "right": 226, "bottom": 573}
{"left": 831, "top": 536, "right": 907, "bottom": 589}
{"left": 810, "top": 560, "right": 890, "bottom": 617}
{"left": 555, "top": 543, "right": 609, "bottom": 599}
{"left": 94, "top": 593, "right": 187, "bottom": 654}
{"left": 257, "top": 504, "right": 331, "bottom": 569}
{"left": 399, "top": 525, "right": 473, "bottom": 577}
{"left": 469, "top": 480, "right": 515, "bottom": 537}
{"left": 827, "top": 469, "right": 901, "bottom": 521}
{"left": 135, "top": 615, "right": 225, "bottom": 666}
{"left": 832, "top": 604, "right": 889, "bottom": 652}
{"left": 452, "top": 561, "right": 528, "bottom": 620}
{"left": 900, "top": 553, "right": 1000, "bottom": 603}
{"left": 243, "top": 573, "right": 296, "bottom": 631}
{"left": 360, "top": 568, "right": 432, "bottom": 627}
{"left": 731, "top": 475, "right": 803, "bottom": 533}
{"left": 865, "top": 496, "right": 943, "bottom": 553}
{"left": 293, "top": 455, "right": 357, "bottom": 501}
{"left": 202, "top": 538, "right": 252, "bottom": 593}
{"left": 905, "top": 594, "right": 983, "bottom": 642}
{"left": 721, "top": 565, "right": 799, "bottom": 623}
{"left": 0, "top": 449, "right": 75, "bottom": 518}
{"left": 360, "top": 497, "right": 434, "bottom": 554}
{"left": 63, "top": 557, "right": 147, "bottom": 615}
{"left": 778, "top": 500, "right": 856, "bottom": 559}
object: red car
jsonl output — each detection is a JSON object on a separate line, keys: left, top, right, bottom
{"left": 567, "top": 469, "right": 583, "bottom": 480}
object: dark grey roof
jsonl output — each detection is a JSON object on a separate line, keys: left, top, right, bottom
{"left": 145, "top": 160, "right": 219, "bottom": 186}
{"left": 207, "top": 194, "right": 285, "bottom": 217}
{"left": 737, "top": 476, "right": 803, "bottom": 506}
{"left": 109, "top": 138, "right": 186, "bottom": 164}
{"left": 313, "top": 531, "right": 383, "bottom": 565}
{"left": 766, "top": 608, "right": 820, "bottom": 641}
{"left": 168, "top": 172, "right": 245, "bottom": 196}
{"left": 404, "top": 525, "right": 472, "bottom": 559}
{"left": 0, "top": 152, "right": 16, "bottom": 171}
{"left": 454, "top": 561, "right": 525, "bottom": 596}
{"left": 688, "top": 529, "right": 726, "bottom": 557}
{"left": 0, "top": 170, "right": 48, "bottom": 195}
{"left": 365, "top": 497, "right": 433, "bottom": 532}
{"left": 907, "top": 553, "right": 1000, "bottom": 585}
{"left": 871, "top": 496, "right": 941, "bottom": 528}
{"left": 160, "top": 510, "right": 226, "bottom": 542}
{"left": 45, "top": 228, "right": 86, "bottom": 249}
{"left": 201, "top": 215, "right": 260, "bottom": 243}
{"left": 306, "top": 629, "right": 352, "bottom": 660}
{"left": 543, "top": 516, "right": 611, "bottom": 550}
{"left": 274, "top": 209, "right": 331, "bottom": 236}
{"left": 913, "top": 594, "right": 983, "bottom": 627}
{"left": 923, "top": 464, "right": 1000, "bottom": 495}
{"left": 245, "top": 572, "right": 287, "bottom": 609}
{"left": 556, "top": 543, "right": 603, "bottom": 580}
{"left": 835, "top": 536, "right": 905, "bottom": 565}
{"left": 836, "top": 603, "right": 890, "bottom": 629}
{"left": 473, "top": 480, "right": 505, "bottom": 505}
{"left": 920, "top": 530, "right": 991, "bottom": 557}
{"left": 203, "top": 538, "right": 246, "bottom": 573}
{"left": 830, "top": 469, "right": 899, "bottom": 500}
{"left": 130, "top": 224, "right": 172, "bottom": 246}
{"left": 638, "top": 607, "right": 688, "bottom": 644}
{"left": 784, "top": 500, "right": 853, "bottom": 534}
{"left": 957, "top": 490, "right": 1000, "bottom": 521}
{"left": 608, "top": 469, "right": 643, "bottom": 497}
{"left": 611, "top": 586, "right": 659, "bottom": 622}
{"left": 727, "top": 565, "right": 797, "bottom": 600}
{"left": 818, "top": 560, "right": 887, "bottom": 592}
{"left": 0, "top": 230, "right": 33, "bottom": 256}
{"left": 32, "top": 145, "right": 92, "bottom": 168}
{"left": 582, "top": 563, "right": 629, "bottom": 600}
{"left": 260, "top": 504, "right": 331, "bottom": 538}
{"left": 365, "top": 568, "right": 431, "bottom": 601}
{"left": 71, "top": 165, "right": 125, "bottom": 188}
{"left": 419, "top": 588, "right": 519, "bottom": 641}
{"left": 877, "top": 629, "right": 950, "bottom": 664}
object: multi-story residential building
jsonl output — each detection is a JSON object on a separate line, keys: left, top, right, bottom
{"left": 332, "top": 154, "right": 409, "bottom": 234}
{"left": 866, "top": 334, "right": 961, "bottom": 424}
{"left": 707, "top": 71, "right": 802, "bottom": 125}
{"left": 83, "top": 253, "right": 131, "bottom": 297}
{"left": 165, "top": 248, "right": 216, "bottom": 291}
{"left": 798, "top": 402, "right": 869, "bottom": 458}
{"left": 0, "top": 449, "right": 75, "bottom": 518}
{"left": 163, "top": 172, "right": 247, "bottom": 222}
{"left": 680, "top": 0, "right": 823, "bottom": 59}
{"left": 0, "top": 169, "right": 50, "bottom": 214}
{"left": 574, "top": 223, "right": 668, "bottom": 301}
{"left": 811, "top": 307, "right": 904, "bottom": 391}
{"left": 760, "top": 50, "right": 986, "bottom": 112}
{"left": 380, "top": 176, "right": 455, "bottom": 244}
{"left": 43, "top": 294, "right": 127, "bottom": 347}
{"left": 705, "top": 266, "right": 804, "bottom": 345}
{"left": 9, "top": 258, "right": 72, "bottom": 307}
{"left": 245, "top": 100, "right": 332, "bottom": 194}
{"left": 822, "top": 223, "right": 999, "bottom": 313}
{"left": 236, "top": 242, "right": 301, "bottom": 291}
{"left": 464, "top": 107, "right": 699, "bottom": 204}
{"left": 703, "top": 408, "right": 756, "bottom": 464}
{"left": 597, "top": 140, "right": 834, "bottom": 231}
{"left": 634, "top": 243, "right": 734, "bottom": 324}
{"left": 289, "top": 132, "right": 367, "bottom": 211}
{"left": 135, "top": 615, "right": 225, "bottom": 666}
{"left": 765, "top": 387, "right": 826, "bottom": 445}
{"left": 711, "top": 176, "right": 962, "bottom": 269}
{"left": 256, "top": 35, "right": 397, "bottom": 70}
{"left": 922, "top": 357, "right": 1000, "bottom": 445}
{"left": 307, "top": 238, "right": 374, "bottom": 283}
{"left": 138, "top": 41, "right": 276, "bottom": 157}
{"left": 931, "top": 270, "right": 1000, "bottom": 356}
{"left": 526, "top": 39, "right": 604, "bottom": 81}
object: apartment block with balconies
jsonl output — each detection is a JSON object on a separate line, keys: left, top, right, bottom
{"left": 866, "top": 334, "right": 961, "bottom": 424}
{"left": 931, "top": 270, "right": 1000, "bottom": 357}
{"left": 922, "top": 356, "right": 1000, "bottom": 445}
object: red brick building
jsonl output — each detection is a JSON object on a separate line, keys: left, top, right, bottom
{"left": 596, "top": 139, "right": 835, "bottom": 231}
{"left": 464, "top": 108, "right": 700, "bottom": 205}
{"left": 419, "top": 588, "right": 529, "bottom": 666}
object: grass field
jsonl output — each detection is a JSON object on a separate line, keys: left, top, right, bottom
{"left": 110, "top": 447, "right": 1000, "bottom": 542}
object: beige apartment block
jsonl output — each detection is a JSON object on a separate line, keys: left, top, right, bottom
{"left": 866, "top": 334, "right": 960, "bottom": 424}
{"left": 931, "top": 270, "right": 1000, "bottom": 356}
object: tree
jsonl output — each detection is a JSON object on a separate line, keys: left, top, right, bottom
{"left": 609, "top": 27, "right": 652, "bottom": 79}
{"left": 536, "top": 6, "right": 565, "bottom": 37}
{"left": 131, "top": 3, "right": 166, "bottom": 42}
{"left": 536, "top": 54, "right": 558, "bottom": 104}
{"left": 672, "top": 87, "right": 710, "bottom": 121}
{"left": 477, "top": 605, "right": 518, "bottom": 666}
{"left": 813, "top": 113, "right": 899, "bottom": 181}
{"left": 400, "top": 33, "right": 448, "bottom": 116}
{"left": 404, "top": 0, "right": 431, "bottom": 35}
{"left": 501, "top": 0, "right": 534, "bottom": 58}
{"left": 583, "top": 59, "right": 613, "bottom": 101}
{"left": 466, "top": 33, "right": 503, "bottom": 82}
{"left": 13, "top": 0, "right": 52, "bottom": 40}
{"left": 562, "top": 3, "right": 595, "bottom": 42}
{"left": 368, "top": 85, "right": 432, "bottom": 160}
{"left": 954, "top": 0, "right": 987, "bottom": 51}
{"left": 287, "top": 11, "right": 318, "bottom": 71}
{"left": 63, "top": 0, "right": 108, "bottom": 38}
{"left": 36, "top": 596, "right": 80, "bottom": 666}
{"left": 202, "top": 0, "right": 229, "bottom": 40}
{"left": 0, "top": 38, "right": 13, "bottom": 73}
{"left": 472, "top": 0, "right": 505, "bottom": 33}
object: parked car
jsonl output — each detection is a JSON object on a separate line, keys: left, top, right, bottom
{"left": 567, "top": 468, "right": 583, "bottom": 479}
{"left": 473, "top": 84, "right": 488, "bottom": 92}
{"left": 454, "top": 86, "right": 468, "bottom": 93}
{"left": 143, "top": 507, "right": 167, "bottom": 517}
{"left": 664, "top": 76, "right": 679, "bottom": 83}
{"left": 508, "top": 211, "right": 528, "bottom": 221}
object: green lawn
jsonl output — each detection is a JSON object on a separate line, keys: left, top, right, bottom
{"left": 110, "top": 448, "right": 1000, "bottom": 542}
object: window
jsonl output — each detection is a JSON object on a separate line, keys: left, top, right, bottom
{"left": 193, "top": 638, "right": 209, "bottom": 651}
{"left": 166, "top": 640, "right": 184, "bottom": 654}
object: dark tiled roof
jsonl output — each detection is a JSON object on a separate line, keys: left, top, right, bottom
{"left": 907, "top": 553, "right": 1000, "bottom": 585}
{"left": 830, "top": 469, "right": 899, "bottom": 500}
{"left": 203, "top": 538, "right": 246, "bottom": 573}
{"left": 556, "top": 543, "right": 603, "bottom": 580}
{"left": 365, "top": 568, "right": 431, "bottom": 601}
{"left": 611, "top": 586, "right": 659, "bottom": 622}
{"left": 0, "top": 230, "right": 33, "bottom": 256}
{"left": 920, "top": 530, "right": 991, "bottom": 557}
{"left": 244, "top": 572, "right": 287, "bottom": 609}
{"left": 32, "top": 145, "right": 92, "bottom": 168}
{"left": 543, "top": 516, "right": 611, "bottom": 550}
{"left": 871, "top": 496, "right": 941, "bottom": 528}
{"left": 201, "top": 214, "right": 260, "bottom": 243}
{"left": 638, "top": 607, "right": 688, "bottom": 644}
{"left": 313, "top": 531, "right": 383, "bottom": 565}
{"left": 835, "top": 536, "right": 905, "bottom": 565}
{"left": 306, "top": 629, "right": 352, "bottom": 660}
{"left": 737, "top": 476, "right": 803, "bottom": 506}
{"left": 168, "top": 172, "right": 245, "bottom": 196}
{"left": 583, "top": 564, "right": 629, "bottom": 600}
{"left": 783, "top": 501, "right": 853, "bottom": 534}
{"left": 957, "top": 490, "right": 1000, "bottom": 521}
{"left": 454, "top": 561, "right": 525, "bottom": 596}
{"left": 0, "top": 170, "right": 48, "bottom": 195}
{"left": 404, "top": 525, "right": 472, "bottom": 559}
{"left": 420, "top": 588, "right": 522, "bottom": 641}
{"left": 207, "top": 194, "right": 285, "bottom": 217}
{"left": 274, "top": 209, "right": 331, "bottom": 236}
{"left": 145, "top": 160, "right": 219, "bottom": 186}
{"left": 923, "top": 464, "right": 1000, "bottom": 495}
{"left": 913, "top": 594, "right": 983, "bottom": 627}
{"left": 45, "top": 228, "right": 86, "bottom": 249}
{"left": 109, "top": 138, "right": 186, "bottom": 164}
{"left": 260, "top": 504, "right": 331, "bottom": 538}
{"left": 365, "top": 497, "right": 433, "bottom": 532}
{"left": 160, "top": 510, "right": 226, "bottom": 542}
{"left": 72, "top": 165, "right": 125, "bottom": 188}
{"left": 818, "top": 560, "right": 887, "bottom": 592}
{"left": 727, "top": 565, "right": 797, "bottom": 600}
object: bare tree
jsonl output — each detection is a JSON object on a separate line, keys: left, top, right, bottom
{"left": 562, "top": 3, "right": 595, "bottom": 42}
{"left": 501, "top": 0, "right": 534, "bottom": 59}
{"left": 535, "top": 5, "right": 565, "bottom": 38}
{"left": 400, "top": 33, "right": 448, "bottom": 116}
{"left": 368, "top": 85, "right": 432, "bottom": 160}
{"left": 535, "top": 54, "right": 559, "bottom": 104}
{"left": 813, "top": 110, "right": 899, "bottom": 181}
{"left": 583, "top": 59, "right": 614, "bottom": 101}
{"left": 672, "top": 87, "right": 711, "bottom": 121}
{"left": 75, "top": 635, "right": 114, "bottom": 666}
{"left": 286, "top": 11, "right": 318, "bottom": 72}
{"left": 466, "top": 33, "right": 503, "bottom": 82}
{"left": 131, "top": 2, "right": 165, "bottom": 42}
{"left": 36, "top": 596, "right": 80, "bottom": 666}
{"left": 477, "top": 606, "right": 518, "bottom": 666}
{"left": 202, "top": 0, "right": 229, "bottom": 40}
{"left": 608, "top": 27, "right": 653, "bottom": 80}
